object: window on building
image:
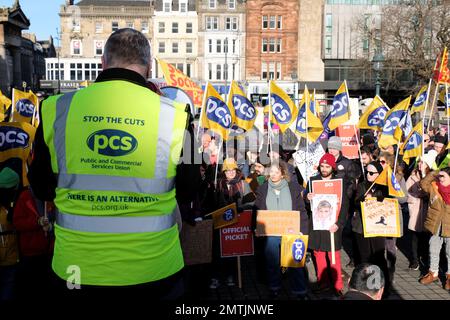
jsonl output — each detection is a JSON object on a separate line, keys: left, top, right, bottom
{"left": 208, "top": 39, "right": 213, "bottom": 53}
{"left": 268, "top": 62, "right": 275, "bottom": 80}
{"left": 186, "top": 64, "right": 191, "bottom": 77}
{"left": 326, "top": 14, "right": 332, "bottom": 33}
{"left": 325, "top": 35, "right": 332, "bottom": 54}
{"left": 72, "top": 19, "right": 80, "bottom": 32}
{"left": 277, "top": 39, "right": 281, "bottom": 52}
{"left": 362, "top": 38, "right": 369, "bottom": 53}
{"left": 95, "top": 22, "right": 103, "bottom": 33}
{"left": 70, "top": 70, "right": 76, "bottom": 80}
{"left": 232, "top": 39, "right": 236, "bottom": 54}
{"left": 186, "top": 42, "right": 193, "bottom": 53}
{"left": 159, "top": 22, "right": 165, "bottom": 33}
{"left": 269, "top": 16, "right": 276, "bottom": 29}
{"left": 186, "top": 22, "right": 193, "bottom": 33}
{"left": 228, "top": 0, "right": 236, "bottom": 9}
{"left": 163, "top": 0, "right": 171, "bottom": 12}
{"left": 71, "top": 40, "right": 82, "bottom": 55}
{"left": 216, "top": 64, "right": 221, "bottom": 80}
{"left": 232, "top": 63, "right": 236, "bottom": 80}
{"left": 225, "top": 17, "right": 238, "bottom": 30}
{"left": 172, "top": 22, "right": 178, "bottom": 33}
{"left": 159, "top": 42, "right": 165, "bottom": 53}
{"left": 276, "top": 62, "right": 281, "bottom": 79}
{"left": 112, "top": 21, "right": 119, "bottom": 32}
{"left": 172, "top": 42, "right": 178, "bottom": 53}
{"left": 206, "top": 16, "right": 218, "bottom": 30}
{"left": 126, "top": 21, "right": 134, "bottom": 29}
{"left": 180, "top": 1, "right": 187, "bottom": 12}
{"left": 261, "top": 62, "right": 267, "bottom": 80}
{"left": 269, "top": 38, "right": 276, "bottom": 52}
{"left": 208, "top": 63, "right": 212, "bottom": 80}
{"left": 209, "top": 0, "right": 216, "bottom": 9}
{"left": 224, "top": 63, "right": 228, "bottom": 80}
{"left": 277, "top": 16, "right": 282, "bottom": 29}
{"left": 217, "top": 39, "right": 222, "bottom": 53}
{"left": 85, "top": 70, "right": 90, "bottom": 81}
{"left": 176, "top": 63, "right": 184, "bottom": 72}
{"left": 94, "top": 40, "right": 104, "bottom": 56}
{"left": 141, "top": 21, "right": 149, "bottom": 33}
{"left": 262, "top": 16, "right": 268, "bottom": 29}
{"left": 262, "top": 39, "right": 268, "bottom": 53}
{"left": 77, "top": 69, "right": 82, "bottom": 81}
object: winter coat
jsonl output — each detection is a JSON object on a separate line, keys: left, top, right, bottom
{"left": 420, "top": 171, "right": 450, "bottom": 237}
{"left": 254, "top": 181, "right": 309, "bottom": 235}
{"left": 406, "top": 170, "right": 429, "bottom": 232}
{"left": 305, "top": 174, "right": 349, "bottom": 251}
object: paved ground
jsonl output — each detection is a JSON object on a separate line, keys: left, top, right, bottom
{"left": 183, "top": 247, "right": 450, "bottom": 301}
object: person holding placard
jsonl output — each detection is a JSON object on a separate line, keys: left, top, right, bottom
{"left": 254, "top": 161, "right": 309, "bottom": 299}
{"left": 353, "top": 160, "right": 390, "bottom": 297}
{"left": 305, "top": 153, "right": 349, "bottom": 297}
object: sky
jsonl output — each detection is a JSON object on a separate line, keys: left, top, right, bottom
{"left": 0, "top": 0, "right": 62, "bottom": 42}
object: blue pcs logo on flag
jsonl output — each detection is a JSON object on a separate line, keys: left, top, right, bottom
{"left": 382, "top": 110, "right": 405, "bottom": 136}
{"left": 16, "top": 99, "right": 35, "bottom": 117}
{"left": 391, "top": 172, "right": 401, "bottom": 191}
{"left": 404, "top": 131, "right": 422, "bottom": 151}
{"left": 367, "top": 106, "right": 388, "bottom": 128}
{"left": 331, "top": 92, "right": 349, "bottom": 118}
{"left": 291, "top": 238, "right": 306, "bottom": 263}
{"left": 271, "top": 94, "right": 293, "bottom": 124}
{"left": 0, "top": 126, "right": 30, "bottom": 151}
{"left": 233, "top": 95, "right": 256, "bottom": 121}
{"left": 206, "top": 96, "right": 233, "bottom": 129}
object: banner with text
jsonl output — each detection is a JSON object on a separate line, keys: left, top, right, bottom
{"left": 335, "top": 125, "right": 359, "bottom": 160}
{"left": 361, "top": 197, "right": 401, "bottom": 238}
{"left": 220, "top": 211, "right": 254, "bottom": 258}
{"left": 292, "top": 140, "right": 325, "bottom": 182}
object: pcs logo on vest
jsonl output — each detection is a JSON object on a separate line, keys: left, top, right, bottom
{"left": 0, "top": 126, "right": 29, "bottom": 151}
{"left": 15, "top": 99, "right": 35, "bottom": 117}
{"left": 291, "top": 238, "right": 306, "bottom": 263}
{"left": 87, "top": 129, "right": 137, "bottom": 156}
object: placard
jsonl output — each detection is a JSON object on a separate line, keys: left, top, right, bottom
{"left": 255, "top": 210, "right": 300, "bottom": 237}
{"left": 361, "top": 197, "right": 401, "bottom": 238}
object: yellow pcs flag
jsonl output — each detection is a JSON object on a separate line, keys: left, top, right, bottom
{"left": 357, "top": 96, "right": 389, "bottom": 131}
{"left": 0, "top": 122, "right": 36, "bottom": 186}
{"left": 0, "top": 90, "right": 12, "bottom": 122}
{"left": 210, "top": 203, "right": 239, "bottom": 229}
{"left": 373, "top": 166, "right": 405, "bottom": 198}
{"left": 328, "top": 81, "right": 350, "bottom": 131}
{"left": 269, "top": 81, "right": 298, "bottom": 133}
{"left": 411, "top": 85, "right": 428, "bottom": 114}
{"left": 378, "top": 96, "right": 411, "bottom": 149}
{"left": 227, "top": 80, "right": 257, "bottom": 131}
{"left": 201, "top": 83, "right": 235, "bottom": 140}
{"left": 400, "top": 121, "right": 423, "bottom": 165}
{"left": 295, "top": 86, "right": 323, "bottom": 141}
{"left": 10, "top": 89, "right": 39, "bottom": 126}
{"left": 281, "top": 234, "right": 309, "bottom": 268}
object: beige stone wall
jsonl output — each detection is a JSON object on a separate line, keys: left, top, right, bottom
{"left": 245, "top": 0, "right": 299, "bottom": 81}
{"left": 298, "top": 0, "right": 324, "bottom": 81}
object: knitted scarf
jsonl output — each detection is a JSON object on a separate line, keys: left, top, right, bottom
{"left": 437, "top": 182, "right": 450, "bottom": 205}
{"left": 266, "top": 179, "right": 292, "bottom": 211}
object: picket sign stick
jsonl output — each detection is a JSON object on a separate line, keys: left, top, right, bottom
{"left": 267, "top": 81, "right": 272, "bottom": 155}
{"left": 237, "top": 256, "right": 242, "bottom": 289}
{"left": 422, "top": 79, "right": 432, "bottom": 158}
{"left": 214, "top": 139, "right": 223, "bottom": 188}
{"left": 363, "top": 180, "right": 378, "bottom": 197}
{"left": 427, "top": 83, "right": 440, "bottom": 130}
{"left": 330, "top": 232, "right": 336, "bottom": 265}
{"left": 10, "top": 88, "right": 15, "bottom": 122}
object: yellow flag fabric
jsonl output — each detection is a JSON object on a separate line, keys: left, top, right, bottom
{"left": 295, "top": 86, "right": 323, "bottom": 141}
{"left": 280, "top": 234, "right": 309, "bottom": 268}
{"left": 328, "top": 81, "right": 350, "bottom": 131}
{"left": 378, "top": 96, "right": 411, "bottom": 149}
{"left": 357, "top": 95, "right": 389, "bottom": 131}
{"left": 157, "top": 58, "right": 204, "bottom": 109}
{"left": 373, "top": 166, "right": 405, "bottom": 198}
{"left": 411, "top": 85, "right": 428, "bottom": 115}
{"left": 400, "top": 121, "right": 423, "bottom": 165}
{"left": 10, "top": 89, "right": 39, "bottom": 126}
{"left": 269, "top": 81, "right": 298, "bottom": 133}
{"left": 201, "top": 83, "right": 235, "bottom": 140}
{"left": 0, "top": 122, "right": 36, "bottom": 186}
{"left": 0, "top": 91, "right": 12, "bottom": 122}
{"left": 227, "top": 80, "right": 257, "bottom": 131}
{"left": 210, "top": 203, "right": 239, "bottom": 229}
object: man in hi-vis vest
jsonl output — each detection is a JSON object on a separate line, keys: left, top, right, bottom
{"left": 29, "top": 28, "right": 195, "bottom": 299}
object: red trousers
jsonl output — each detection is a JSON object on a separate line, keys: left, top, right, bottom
{"left": 313, "top": 250, "right": 343, "bottom": 291}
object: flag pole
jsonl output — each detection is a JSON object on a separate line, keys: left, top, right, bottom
{"left": 267, "top": 80, "right": 272, "bottom": 155}
{"left": 10, "top": 88, "right": 15, "bottom": 122}
{"left": 353, "top": 125, "right": 365, "bottom": 177}
{"left": 422, "top": 79, "right": 432, "bottom": 158}
{"left": 305, "top": 85, "right": 312, "bottom": 192}
{"left": 214, "top": 138, "right": 223, "bottom": 188}
{"left": 197, "top": 81, "right": 209, "bottom": 141}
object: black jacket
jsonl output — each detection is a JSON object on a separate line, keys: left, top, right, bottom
{"left": 28, "top": 68, "right": 200, "bottom": 209}
{"left": 254, "top": 181, "right": 309, "bottom": 235}
{"left": 305, "top": 174, "right": 350, "bottom": 251}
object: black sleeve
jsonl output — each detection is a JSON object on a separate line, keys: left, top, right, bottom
{"left": 28, "top": 116, "right": 57, "bottom": 201}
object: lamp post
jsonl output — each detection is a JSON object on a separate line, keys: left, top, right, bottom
{"left": 372, "top": 51, "right": 384, "bottom": 97}
{"left": 291, "top": 72, "right": 298, "bottom": 103}
{"left": 55, "top": 28, "right": 61, "bottom": 94}
{"left": 224, "top": 37, "right": 229, "bottom": 102}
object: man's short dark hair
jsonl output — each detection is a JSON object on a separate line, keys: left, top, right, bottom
{"left": 361, "top": 146, "right": 373, "bottom": 156}
{"left": 103, "top": 28, "right": 150, "bottom": 67}
{"left": 349, "top": 263, "right": 385, "bottom": 295}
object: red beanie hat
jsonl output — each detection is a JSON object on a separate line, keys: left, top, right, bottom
{"left": 319, "top": 153, "right": 336, "bottom": 170}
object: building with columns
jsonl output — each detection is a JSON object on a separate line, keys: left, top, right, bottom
{"left": 152, "top": 0, "right": 198, "bottom": 80}
{"left": 197, "top": 0, "right": 246, "bottom": 95}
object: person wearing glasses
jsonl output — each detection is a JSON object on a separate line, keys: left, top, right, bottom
{"left": 419, "top": 167, "right": 450, "bottom": 291}
{"left": 352, "top": 161, "right": 391, "bottom": 298}
{"left": 433, "top": 135, "right": 450, "bottom": 169}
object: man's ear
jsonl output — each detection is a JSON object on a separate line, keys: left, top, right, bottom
{"left": 375, "top": 287, "right": 384, "bottom": 300}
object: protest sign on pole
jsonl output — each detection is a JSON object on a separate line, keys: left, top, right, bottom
{"left": 361, "top": 198, "right": 401, "bottom": 238}
{"left": 292, "top": 140, "right": 325, "bottom": 182}
{"left": 205, "top": 203, "right": 238, "bottom": 229}
{"left": 255, "top": 210, "right": 300, "bottom": 237}
{"left": 220, "top": 211, "right": 254, "bottom": 258}
{"left": 180, "top": 220, "right": 213, "bottom": 266}
{"left": 335, "top": 125, "right": 359, "bottom": 160}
